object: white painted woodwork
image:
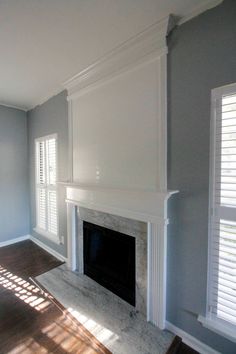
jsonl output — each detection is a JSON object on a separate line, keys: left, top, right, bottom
{"left": 65, "top": 185, "right": 177, "bottom": 329}
{"left": 63, "top": 15, "right": 178, "bottom": 330}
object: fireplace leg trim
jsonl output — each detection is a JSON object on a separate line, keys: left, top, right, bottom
{"left": 147, "top": 222, "right": 167, "bottom": 330}
{"left": 67, "top": 203, "right": 77, "bottom": 271}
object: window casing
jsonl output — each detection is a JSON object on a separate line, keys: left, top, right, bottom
{"left": 204, "top": 83, "right": 236, "bottom": 342}
{"left": 35, "top": 134, "right": 58, "bottom": 242}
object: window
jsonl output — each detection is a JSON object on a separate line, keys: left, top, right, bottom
{"left": 199, "top": 83, "right": 236, "bottom": 342}
{"left": 34, "top": 134, "right": 58, "bottom": 242}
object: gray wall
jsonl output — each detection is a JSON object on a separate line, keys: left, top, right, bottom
{"left": 167, "top": 0, "right": 236, "bottom": 352}
{"left": 0, "top": 105, "right": 29, "bottom": 242}
{"left": 27, "top": 91, "right": 68, "bottom": 257}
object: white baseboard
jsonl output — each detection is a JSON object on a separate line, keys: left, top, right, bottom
{"left": 166, "top": 321, "right": 220, "bottom": 354}
{"left": 29, "top": 235, "right": 67, "bottom": 263}
{"left": 0, "top": 233, "right": 67, "bottom": 264}
{"left": 0, "top": 234, "right": 30, "bottom": 247}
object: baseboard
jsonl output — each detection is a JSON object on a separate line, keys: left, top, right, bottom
{"left": 165, "top": 321, "right": 220, "bottom": 354}
{"left": 0, "top": 234, "right": 30, "bottom": 247}
{"left": 29, "top": 235, "right": 67, "bottom": 263}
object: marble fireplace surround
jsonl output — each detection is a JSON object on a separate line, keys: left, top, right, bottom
{"left": 65, "top": 185, "right": 177, "bottom": 330}
{"left": 77, "top": 207, "right": 147, "bottom": 316}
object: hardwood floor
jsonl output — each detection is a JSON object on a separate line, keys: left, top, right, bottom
{"left": 0, "top": 240, "right": 111, "bottom": 354}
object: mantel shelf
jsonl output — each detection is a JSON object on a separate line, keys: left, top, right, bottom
{"left": 62, "top": 182, "right": 178, "bottom": 225}
{"left": 58, "top": 181, "right": 178, "bottom": 199}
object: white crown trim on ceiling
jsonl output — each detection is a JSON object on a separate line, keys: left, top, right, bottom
{"left": 63, "top": 16, "right": 172, "bottom": 99}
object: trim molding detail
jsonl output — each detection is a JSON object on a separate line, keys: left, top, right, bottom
{"left": 63, "top": 16, "right": 172, "bottom": 100}
{"left": 30, "top": 235, "right": 67, "bottom": 263}
{"left": 0, "top": 234, "right": 30, "bottom": 247}
{"left": 0, "top": 234, "right": 67, "bottom": 263}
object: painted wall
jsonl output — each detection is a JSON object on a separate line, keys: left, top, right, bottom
{"left": 0, "top": 105, "right": 29, "bottom": 243}
{"left": 27, "top": 91, "right": 68, "bottom": 257}
{"left": 167, "top": 0, "right": 236, "bottom": 352}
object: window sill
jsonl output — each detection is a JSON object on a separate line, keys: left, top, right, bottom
{"left": 198, "top": 315, "right": 236, "bottom": 343}
{"left": 33, "top": 227, "right": 60, "bottom": 245}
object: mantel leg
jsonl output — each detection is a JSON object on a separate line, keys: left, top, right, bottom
{"left": 66, "top": 203, "right": 77, "bottom": 271}
{"left": 147, "top": 222, "right": 167, "bottom": 329}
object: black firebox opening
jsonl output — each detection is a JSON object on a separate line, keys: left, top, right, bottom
{"left": 83, "top": 221, "right": 135, "bottom": 306}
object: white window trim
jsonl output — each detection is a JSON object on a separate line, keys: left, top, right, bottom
{"left": 34, "top": 133, "right": 60, "bottom": 244}
{"left": 198, "top": 83, "right": 236, "bottom": 343}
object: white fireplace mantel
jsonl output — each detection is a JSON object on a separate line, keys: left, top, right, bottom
{"left": 65, "top": 184, "right": 178, "bottom": 330}
{"left": 63, "top": 15, "right": 178, "bottom": 330}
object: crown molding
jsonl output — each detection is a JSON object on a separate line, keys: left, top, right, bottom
{"left": 0, "top": 101, "right": 27, "bottom": 112}
{"left": 63, "top": 16, "right": 171, "bottom": 98}
{"left": 178, "top": 0, "right": 223, "bottom": 26}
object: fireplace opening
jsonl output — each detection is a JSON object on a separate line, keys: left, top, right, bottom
{"left": 83, "top": 221, "right": 135, "bottom": 306}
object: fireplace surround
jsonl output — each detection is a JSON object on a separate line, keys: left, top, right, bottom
{"left": 76, "top": 207, "right": 147, "bottom": 316}
{"left": 65, "top": 186, "right": 177, "bottom": 329}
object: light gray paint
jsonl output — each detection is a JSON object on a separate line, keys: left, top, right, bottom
{"left": 27, "top": 91, "right": 68, "bottom": 257}
{"left": 167, "top": 0, "right": 236, "bottom": 352}
{"left": 0, "top": 105, "right": 29, "bottom": 242}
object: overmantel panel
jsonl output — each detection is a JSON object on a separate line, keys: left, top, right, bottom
{"left": 64, "top": 17, "right": 170, "bottom": 192}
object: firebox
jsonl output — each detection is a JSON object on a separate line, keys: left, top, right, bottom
{"left": 83, "top": 221, "right": 135, "bottom": 306}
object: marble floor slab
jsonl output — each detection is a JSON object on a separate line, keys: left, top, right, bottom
{"left": 36, "top": 265, "right": 174, "bottom": 354}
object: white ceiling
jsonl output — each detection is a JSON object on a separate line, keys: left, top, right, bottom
{"left": 0, "top": 0, "right": 222, "bottom": 111}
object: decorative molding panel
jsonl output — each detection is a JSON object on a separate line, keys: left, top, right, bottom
{"left": 63, "top": 16, "right": 172, "bottom": 192}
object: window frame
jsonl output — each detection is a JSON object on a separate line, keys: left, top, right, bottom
{"left": 34, "top": 133, "right": 59, "bottom": 244}
{"left": 198, "top": 83, "right": 236, "bottom": 343}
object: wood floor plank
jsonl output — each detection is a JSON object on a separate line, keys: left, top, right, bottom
{"left": 0, "top": 240, "right": 111, "bottom": 354}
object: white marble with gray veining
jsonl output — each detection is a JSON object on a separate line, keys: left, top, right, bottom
{"left": 76, "top": 207, "right": 147, "bottom": 316}
{"left": 37, "top": 265, "right": 173, "bottom": 354}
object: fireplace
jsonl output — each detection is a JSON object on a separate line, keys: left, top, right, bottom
{"left": 83, "top": 221, "right": 135, "bottom": 305}
{"left": 65, "top": 186, "right": 177, "bottom": 328}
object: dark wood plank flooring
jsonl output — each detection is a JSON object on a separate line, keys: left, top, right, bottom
{"left": 0, "top": 240, "right": 111, "bottom": 354}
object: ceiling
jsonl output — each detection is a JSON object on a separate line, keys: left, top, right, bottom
{"left": 0, "top": 0, "right": 222, "bottom": 111}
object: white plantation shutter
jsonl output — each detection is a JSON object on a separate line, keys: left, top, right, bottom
{"left": 208, "top": 85, "right": 236, "bottom": 331}
{"left": 35, "top": 135, "right": 58, "bottom": 239}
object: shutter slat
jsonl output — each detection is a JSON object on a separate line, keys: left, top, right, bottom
{"left": 213, "top": 288, "right": 236, "bottom": 304}
{"left": 212, "top": 306, "right": 236, "bottom": 325}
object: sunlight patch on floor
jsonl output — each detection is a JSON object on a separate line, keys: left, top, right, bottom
{"left": 67, "top": 307, "right": 119, "bottom": 346}
{"left": 0, "top": 265, "right": 51, "bottom": 312}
